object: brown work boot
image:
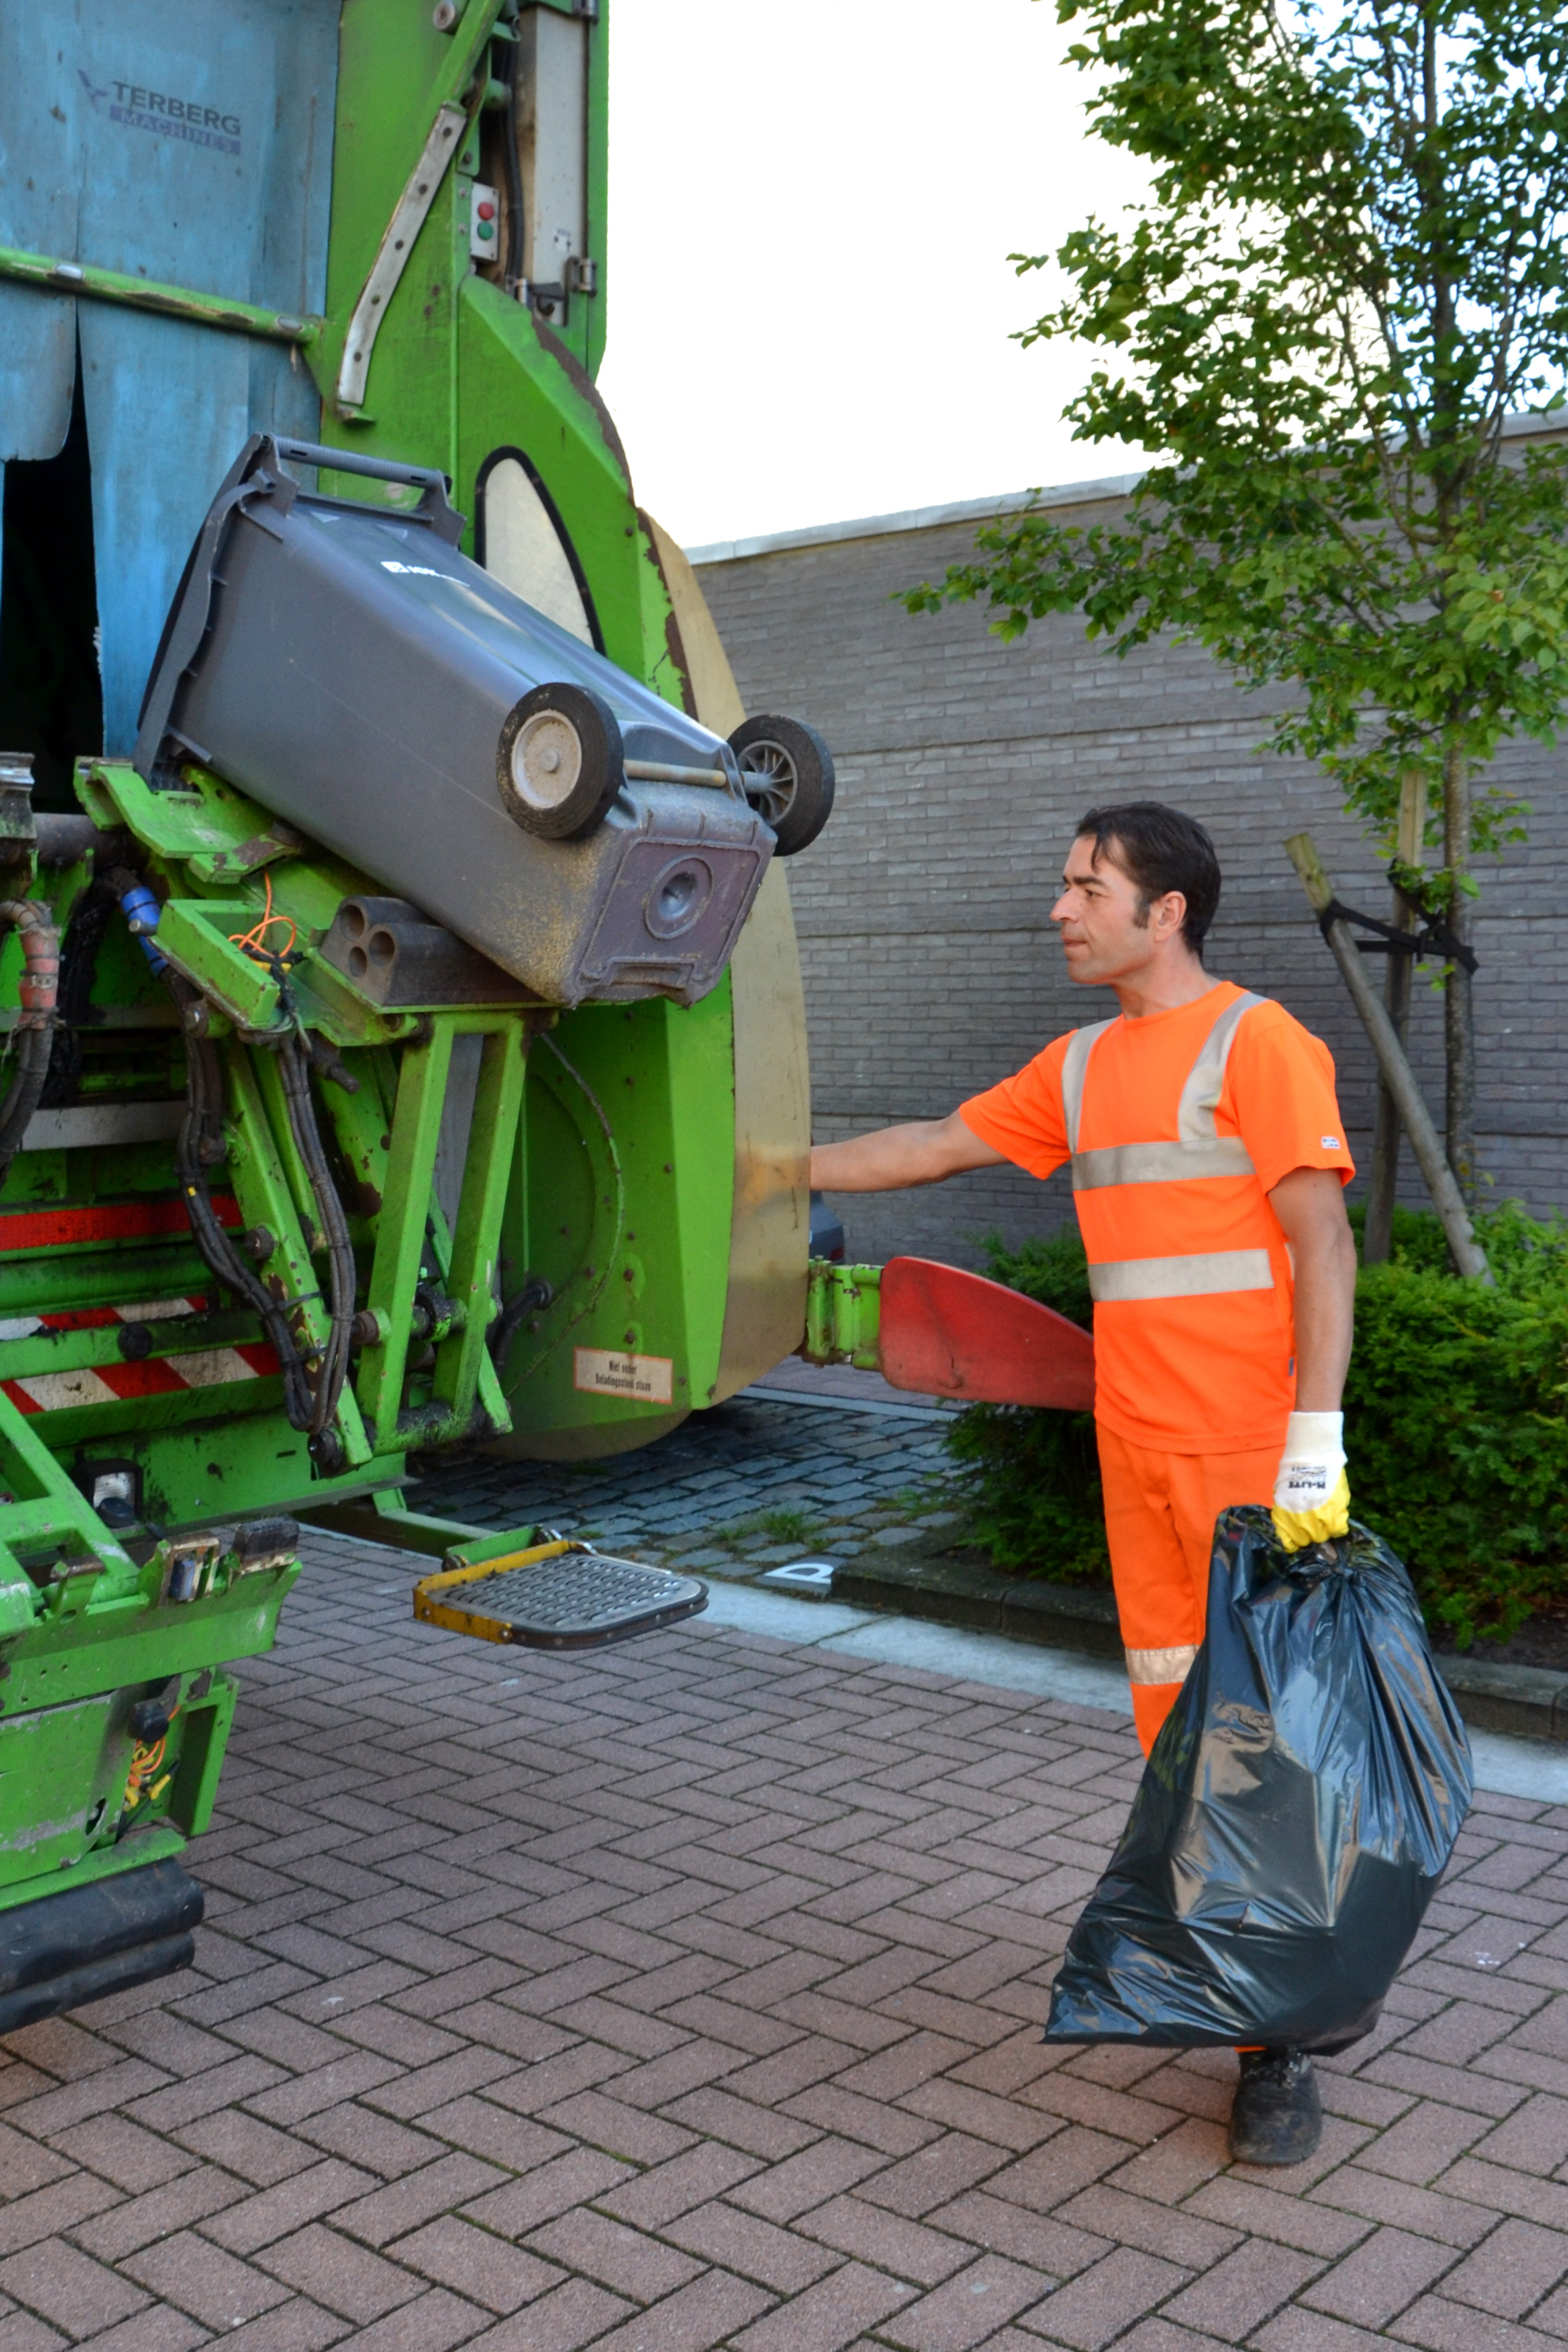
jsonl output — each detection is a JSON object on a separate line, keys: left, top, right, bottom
{"left": 1227, "top": 2048, "right": 1322, "bottom": 2165}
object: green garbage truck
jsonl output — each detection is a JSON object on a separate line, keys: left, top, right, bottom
{"left": 0, "top": 0, "right": 828, "bottom": 2025}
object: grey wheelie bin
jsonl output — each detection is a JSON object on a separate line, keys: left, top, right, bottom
{"left": 134, "top": 437, "right": 832, "bottom": 1008}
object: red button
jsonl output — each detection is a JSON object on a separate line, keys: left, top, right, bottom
{"left": 477, "top": 201, "right": 496, "bottom": 220}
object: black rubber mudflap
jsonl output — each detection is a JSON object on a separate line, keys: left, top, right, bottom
{"left": 0, "top": 1856, "right": 203, "bottom": 2032}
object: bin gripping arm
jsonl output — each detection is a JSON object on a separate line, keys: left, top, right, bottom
{"left": 802, "top": 1255, "right": 1096, "bottom": 1412}
{"left": 804, "top": 1261, "right": 881, "bottom": 1370}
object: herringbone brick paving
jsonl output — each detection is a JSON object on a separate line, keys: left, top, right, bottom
{"left": 3, "top": 1532, "right": 1565, "bottom": 2350}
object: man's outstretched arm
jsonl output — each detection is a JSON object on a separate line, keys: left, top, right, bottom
{"left": 809, "top": 1111, "right": 1007, "bottom": 1195}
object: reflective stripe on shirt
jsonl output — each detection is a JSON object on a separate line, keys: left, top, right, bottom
{"left": 1065, "top": 992, "right": 1273, "bottom": 1304}
{"left": 1071, "top": 1138, "right": 1256, "bottom": 1190}
{"left": 1089, "top": 1248, "right": 1275, "bottom": 1303}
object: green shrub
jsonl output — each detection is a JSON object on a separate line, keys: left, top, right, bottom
{"left": 1348, "top": 1202, "right": 1568, "bottom": 1642}
{"left": 948, "top": 1202, "right": 1568, "bottom": 1643}
{"left": 944, "top": 1228, "right": 1107, "bottom": 1582}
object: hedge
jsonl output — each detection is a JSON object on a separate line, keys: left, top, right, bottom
{"left": 945, "top": 1202, "right": 1568, "bottom": 1646}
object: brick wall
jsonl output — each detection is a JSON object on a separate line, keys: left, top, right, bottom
{"left": 691, "top": 487, "right": 1567, "bottom": 1271}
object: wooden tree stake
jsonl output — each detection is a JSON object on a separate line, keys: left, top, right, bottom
{"left": 1285, "top": 834, "right": 1492, "bottom": 1284}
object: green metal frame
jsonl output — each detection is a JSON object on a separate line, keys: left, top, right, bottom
{"left": 0, "top": 1384, "right": 298, "bottom": 1908}
{"left": 0, "top": 246, "right": 320, "bottom": 346}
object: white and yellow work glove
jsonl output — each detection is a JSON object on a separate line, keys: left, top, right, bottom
{"left": 1271, "top": 1410, "right": 1350, "bottom": 1550}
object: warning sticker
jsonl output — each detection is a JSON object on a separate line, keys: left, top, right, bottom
{"left": 573, "top": 1348, "right": 674, "bottom": 1405}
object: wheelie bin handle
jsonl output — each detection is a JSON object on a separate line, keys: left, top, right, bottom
{"left": 271, "top": 438, "right": 451, "bottom": 493}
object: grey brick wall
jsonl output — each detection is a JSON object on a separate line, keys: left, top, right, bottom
{"left": 693, "top": 489, "right": 1567, "bottom": 1271}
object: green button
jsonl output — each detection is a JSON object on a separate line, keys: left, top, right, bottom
{"left": 477, "top": 222, "right": 495, "bottom": 241}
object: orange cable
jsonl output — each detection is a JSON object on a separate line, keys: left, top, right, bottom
{"left": 228, "top": 869, "right": 297, "bottom": 960}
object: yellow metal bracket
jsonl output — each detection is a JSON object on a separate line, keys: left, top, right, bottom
{"left": 413, "top": 1540, "right": 571, "bottom": 1643}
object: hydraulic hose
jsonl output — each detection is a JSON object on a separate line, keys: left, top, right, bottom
{"left": 487, "top": 1274, "right": 553, "bottom": 1367}
{"left": 40, "top": 877, "right": 115, "bottom": 1109}
{"left": 165, "top": 972, "right": 317, "bottom": 1433}
{"left": 273, "top": 1030, "right": 356, "bottom": 1445}
{"left": 165, "top": 903, "right": 357, "bottom": 1456}
{"left": 0, "top": 899, "right": 60, "bottom": 1185}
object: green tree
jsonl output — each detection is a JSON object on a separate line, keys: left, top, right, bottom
{"left": 907, "top": 0, "right": 1568, "bottom": 1199}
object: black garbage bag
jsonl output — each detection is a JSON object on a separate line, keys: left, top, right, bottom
{"left": 1046, "top": 1506, "right": 1473, "bottom": 2053}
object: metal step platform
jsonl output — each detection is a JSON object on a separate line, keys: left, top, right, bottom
{"left": 413, "top": 1540, "right": 707, "bottom": 1651}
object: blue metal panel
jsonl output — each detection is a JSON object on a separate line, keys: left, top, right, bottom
{"left": 0, "top": 11, "right": 83, "bottom": 256}
{"left": 78, "top": 313, "right": 248, "bottom": 756}
{"left": 81, "top": 318, "right": 326, "bottom": 752}
{"left": 0, "top": 291, "right": 75, "bottom": 467}
{"left": 66, "top": 0, "right": 338, "bottom": 306}
{"left": 0, "top": 5, "right": 82, "bottom": 468}
{"left": 0, "top": 0, "right": 338, "bottom": 751}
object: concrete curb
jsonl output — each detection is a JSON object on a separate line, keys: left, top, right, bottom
{"left": 832, "top": 1545, "right": 1568, "bottom": 1745}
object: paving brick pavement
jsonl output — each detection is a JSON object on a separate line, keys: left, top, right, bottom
{"left": 4, "top": 1531, "right": 1567, "bottom": 2350}
{"left": 416, "top": 1393, "right": 956, "bottom": 1575}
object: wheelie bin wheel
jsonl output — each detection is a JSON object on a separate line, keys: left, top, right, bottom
{"left": 728, "top": 715, "right": 835, "bottom": 856}
{"left": 498, "top": 683, "right": 624, "bottom": 839}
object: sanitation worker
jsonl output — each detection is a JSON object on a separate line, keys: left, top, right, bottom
{"left": 809, "top": 801, "right": 1357, "bottom": 2165}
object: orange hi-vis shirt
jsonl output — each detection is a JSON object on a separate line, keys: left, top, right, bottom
{"left": 959, "top": 983, "right": 1355, "bottom": 1452}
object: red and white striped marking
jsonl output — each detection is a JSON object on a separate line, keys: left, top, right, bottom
{"left": 0, "top": 1297, "right": 280, "bottom": 1414}
{"left": 0, "top": 1197, "right": 242, "bottom": 1253}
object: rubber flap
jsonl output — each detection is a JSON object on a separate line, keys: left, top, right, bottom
{"left": 879, "top": 1256, "right": 1095, "bottom": 1410}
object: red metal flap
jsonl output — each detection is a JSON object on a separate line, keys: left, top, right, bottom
{"left": 879, "top": 1256, "right": 1095, "bottom": 1412}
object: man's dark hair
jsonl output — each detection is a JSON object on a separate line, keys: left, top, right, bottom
{"left": 1074, "top": 802, "right": 1222, "bottom": 959}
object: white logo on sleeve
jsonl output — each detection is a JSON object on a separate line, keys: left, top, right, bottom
{"left": 1321, "top": 1136, "right": 1343, "bottom": 1149}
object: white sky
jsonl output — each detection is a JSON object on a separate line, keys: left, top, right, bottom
{"left": 597, "top": 0, "right": 1150, "bottom": 550}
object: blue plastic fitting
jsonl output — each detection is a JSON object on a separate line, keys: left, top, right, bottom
{"left": 118, "top": 881, "right": 169, "bottom": 975}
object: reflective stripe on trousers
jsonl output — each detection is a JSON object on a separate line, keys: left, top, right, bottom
{"left": 1125, "top": 1642, "right": 1200, "bottom": 1685}
{"left": 1098, "top": 1429, "right": 1283, "bottom": 1756}
{"left": 1062, "top": 991, "right": 1275, "bottom": 1304}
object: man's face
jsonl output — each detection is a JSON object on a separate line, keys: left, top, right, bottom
{"left": 1052, "top": 834, "right": 1185, "bottom": 985}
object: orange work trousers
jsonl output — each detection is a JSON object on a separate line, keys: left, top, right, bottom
{"left": 1097, "top": 1424, "right": 1283, "bottom": 1755}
